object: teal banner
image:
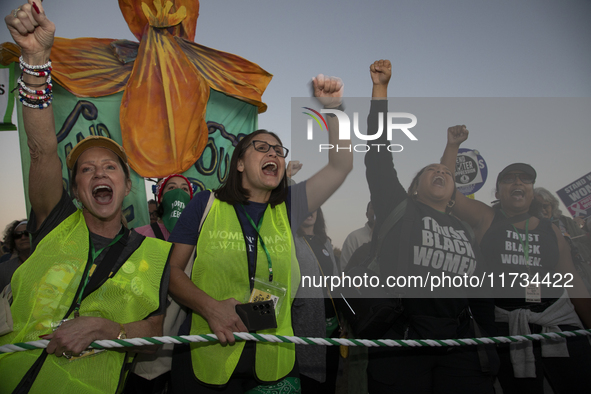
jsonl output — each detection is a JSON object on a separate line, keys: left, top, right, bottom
{"left": 184, "top": 89, "right": 258, "bottom": 193}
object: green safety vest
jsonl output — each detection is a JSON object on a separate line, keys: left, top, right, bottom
{"left": 190, "top": 199, "right": 300, "bottom": 385}
{"left": 0, "top": 210, "right": 171, "bottom": 394}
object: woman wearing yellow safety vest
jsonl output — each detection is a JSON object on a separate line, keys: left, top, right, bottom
{"left": 167, "top": 81, "right": 352, "bottom": 392}
{"left": 1, "top": 2, "right": 172, "bottom": 393}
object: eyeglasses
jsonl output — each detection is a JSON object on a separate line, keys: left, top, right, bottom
{"left": 13, "top": 231, "right": 29, "bottom": 239}
{"left": 251, "top": 140, "right": 289, "bottom": 158}
{"left": 500, "top": 173, "right": 534, "bottom": 184}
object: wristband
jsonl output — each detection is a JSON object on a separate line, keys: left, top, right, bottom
{"left": 117, "top": 323, "right": 127, "bottom": 340}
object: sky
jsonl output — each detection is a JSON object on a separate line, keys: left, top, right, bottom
{"left": 1, "top": 0, "right": 590, "bottom": 248}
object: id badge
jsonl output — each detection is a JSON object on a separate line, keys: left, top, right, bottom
{"left": 525, "top": 284, "right": 541, "bottom": 303}
{"left": 249, "top": 278, "right": 287, "bottom": 316}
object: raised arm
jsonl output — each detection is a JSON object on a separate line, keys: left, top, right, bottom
{"left": 305, "top": 75, "right": 353, "bottom": 213}
{"left": 5, "top": 1, "right": 61, "bottom": 229}
{"left": 364, "top": 60, "right": 407, "bottom": 221}
{"left": 441, "top": 125, "right": 494, "bottom": 242}
{"left": 370, "top": 59, "right": 390, "bottom": 99}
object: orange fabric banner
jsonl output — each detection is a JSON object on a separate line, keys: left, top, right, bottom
{"left": 1, "top": 0, "right": 272, "bottom": 177}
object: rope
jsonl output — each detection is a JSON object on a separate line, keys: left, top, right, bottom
{"left": 2, "top": 329, "right": 591, "bottom": 355}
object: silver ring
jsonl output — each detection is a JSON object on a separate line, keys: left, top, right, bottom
{"left": 62, "top": 351, "right": 72, "bottom": 359}
{"left": 13, "top": 7, "right": 21, "bottom": 18}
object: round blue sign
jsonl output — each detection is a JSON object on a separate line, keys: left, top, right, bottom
{"left": 455, "top": 148, "right": 488, "bottom": 196}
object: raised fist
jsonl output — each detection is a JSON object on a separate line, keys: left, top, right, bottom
{"left": 370, "top": 59, "right": 391, "bottom": 87}
{"left": 447, "top": 125, "right": 469, "bottom": 146}
{"left": 312, "top": 74, "right": 343, "bottom": 108}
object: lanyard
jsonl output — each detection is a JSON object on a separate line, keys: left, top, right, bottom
{"left": 240, "top": 205, "right": 273, "bottom": 282}
{"left": 501, "top": 210, "right": 530, "bottom": 267}
{"left": 74, "top": 230, "right": 124, "bottom": 317}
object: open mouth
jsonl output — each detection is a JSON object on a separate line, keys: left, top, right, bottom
{"left": 93, "top": 185, "right": 113, "bottom": 204}
{"left": 433, "top": 176, "right": 445, "bottom": 187}
{"left": 511, "top": 189, "right": 525, "bottom": 199}
{"left": 262, "top": 161, "right": 278, "bottom": 176}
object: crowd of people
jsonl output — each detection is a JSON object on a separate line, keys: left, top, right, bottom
{"left": 2, "top": 2, "right": 591, "bottom": 394}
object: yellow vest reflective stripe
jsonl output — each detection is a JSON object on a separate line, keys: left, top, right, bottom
{"left": 0, "top": 210, "right": 171, "bottom": 394}
{"left": 190, "top": 199, "right": 300, "bottom": 385}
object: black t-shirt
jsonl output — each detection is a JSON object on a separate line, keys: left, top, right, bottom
{"left": 481, "top": 210, "right": 562, "bottom": 309}
{"left": 27, "top": 188, "right": 170, "bottom": 317}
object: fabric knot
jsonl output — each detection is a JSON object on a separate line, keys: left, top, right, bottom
{"left": 142, "top": 0, "right": 187, "bottom": 28}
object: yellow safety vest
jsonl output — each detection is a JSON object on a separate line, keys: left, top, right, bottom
{"left": 0, "top": 210, "right": 171, "bottom": 394}
{"left": 190, "top": 199, "right": 300, "bottom": 385}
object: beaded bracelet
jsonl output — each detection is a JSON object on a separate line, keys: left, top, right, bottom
{"left": 19, "top": 96, "right": 53, "bottom": 109}
{"left": 17, "top": 74, "right": 52, "bottom": 95}
{"left": 20, "top": 96, "right": 51, "bottom": 105}
{"left": 17, "top": 69, "right": 53, "bottom": 109}
{"left": 21, "top": 67, "right": 52, "bottom": 77}
{"left": 19, "top": 56, "right": 52, "bottom": 71}
{"left": 19, "top": 89, "right": 52, "bottom": 102}
{"left": 19, "top": 92, "right": 53, "bottom": 105}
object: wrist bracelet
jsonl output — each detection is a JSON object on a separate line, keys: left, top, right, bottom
{"left": 19, "top": 56, "right": 52, "bottom": 71}
{"left": 19, "top": 97, "right": 52, "bottom": 109}
{"left": 18, "top": 74, "right": 52, "bottom": 95}
{"left": 21, "top": 67, "right": 52, "bottom": 77}
{"left": 117, "top": 323, "right": 127, "bottom": 340}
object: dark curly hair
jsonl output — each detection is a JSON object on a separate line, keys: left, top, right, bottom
{"left": 3, "top": 219, "right": 27, "bottom": 254}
